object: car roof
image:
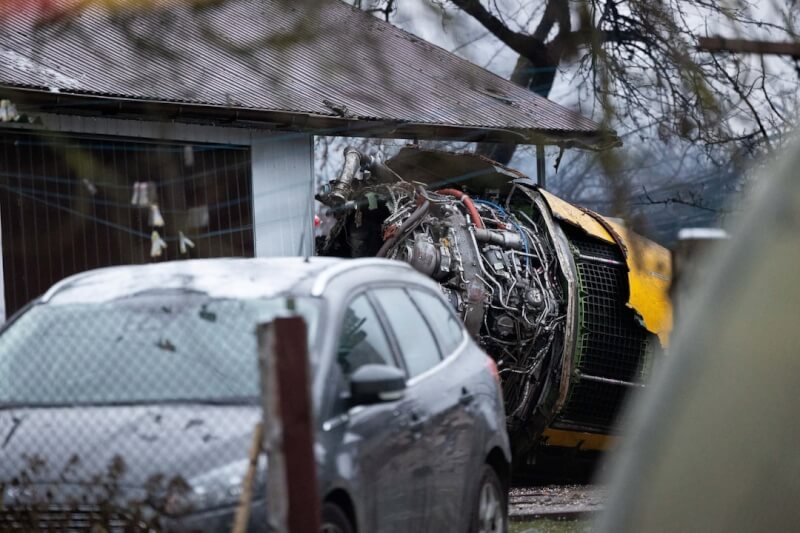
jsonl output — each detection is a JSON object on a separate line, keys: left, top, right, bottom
{"left": 41, "top": 257, "right": 344, "bottom": 306}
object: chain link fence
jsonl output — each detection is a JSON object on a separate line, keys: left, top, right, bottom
{"left": 0, "top": 130, "right": 255, "bottom": 320}
{"left": 0, "top": 292, "right": 310, "bottom": 531}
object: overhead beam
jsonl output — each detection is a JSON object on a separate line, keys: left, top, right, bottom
{"left": 698, "top": 36, "right": 800, "bottom": 58}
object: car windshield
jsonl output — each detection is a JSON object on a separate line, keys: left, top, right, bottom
{"left": 0, "top": 292, "right": 320, "bottom": 407}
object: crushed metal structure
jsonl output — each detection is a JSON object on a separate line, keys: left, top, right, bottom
{"left": 318, "top": 147, "right": 672, "bottom": 458}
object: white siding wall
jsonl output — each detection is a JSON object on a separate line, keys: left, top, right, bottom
{"left": 0, "top": 115, "right": 315, "bottom": 321}
{"left": 251, "top": 133, "right": 314, "bottom": 257}
{"left": 0, "top": 210, "right": 4, "bottom": 321}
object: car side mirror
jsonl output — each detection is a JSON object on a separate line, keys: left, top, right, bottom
{"left": 349, "top": 364, "right": 406, "bottom": 405}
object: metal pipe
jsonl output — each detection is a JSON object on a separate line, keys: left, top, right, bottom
{"left": 436, "top": 188, "right": 485, "bottom": 229}
{"left": 576, "top": 373, "right": 646, "bottom": 388}
{"left": 578, "top": 253, "right": 625, "bottom": 267}
{"left": 329, "top": 147, "right": 363, "bottom": 205}
{"left": 473, "top": 228, "right": 524, "bottom": 250}
{"left": 376, "top": 188, "right": 430, "bottom": 257}
{"left": 536, "top": 144, "right": 546, "bottom": 189}
{"left": 468, "top": 226, "right": 516, "bottom": 312}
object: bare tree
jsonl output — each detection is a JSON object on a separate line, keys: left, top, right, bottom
{"left": 357, "top": 0, "right": 799, "bottom": 165}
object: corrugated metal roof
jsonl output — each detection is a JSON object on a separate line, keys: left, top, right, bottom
{"left": 0, "top": 0, "right": 611, "bottom": 144}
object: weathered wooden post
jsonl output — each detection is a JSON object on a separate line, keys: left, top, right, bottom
{"left": 255, "top": 316, "right": 321, "bottom": 533}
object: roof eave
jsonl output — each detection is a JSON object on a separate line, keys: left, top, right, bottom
{"left": 0, "top": 86, "right": 621, "bottom": 149}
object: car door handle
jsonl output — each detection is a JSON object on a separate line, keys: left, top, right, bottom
{"left": 459, "top": 387, "right": 474, "bottom": 406}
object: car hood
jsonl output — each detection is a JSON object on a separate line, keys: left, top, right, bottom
{"left": 0, "top": 404, "right": 261, "bottom": 504}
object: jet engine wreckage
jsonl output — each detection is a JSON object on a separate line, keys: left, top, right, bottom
{"left": 317, "top": 146, "right": 673, "bottom": 461}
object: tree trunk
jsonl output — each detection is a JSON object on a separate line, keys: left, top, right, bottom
{"left": 476, "top": 52, "right": 557, "bottom": 164}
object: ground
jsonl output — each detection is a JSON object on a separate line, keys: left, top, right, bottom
{"left": 511, "top": 518, "right": 591, "bottom": 533}
{"left": 509, "top": 484, "right": 601, "bottom": 532}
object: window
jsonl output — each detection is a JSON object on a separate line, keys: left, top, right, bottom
{"left": 337, "top": 295, "right": 396, "bottom": 376}
{"left": 409, "top": 289, "right": 465, "bottom": 356}
{"left": 372, "top": 288, "right": 441, "bottom": 378}
{"left": 0, "top": 295, "right": 320, "bottom": 406}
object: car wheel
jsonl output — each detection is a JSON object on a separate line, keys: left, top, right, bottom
{"left": 321, "top": 502, "right": 354, "bottom": 533}
{"left": 471, "top": 465, "right": 508, "bottom": 533}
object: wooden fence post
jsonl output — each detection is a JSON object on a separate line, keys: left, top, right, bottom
{"left": 258, "top": 316, "right": 321, "bottom": 533}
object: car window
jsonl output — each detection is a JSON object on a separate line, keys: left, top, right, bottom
{"left": 372, "top": 288, "right": 442, "bottom": 378}
{"left": 337, "top": 295, "right": 396, "bottom": 376}
{"left": 408, "top": 289, "right": 465, "bottom": 355}
{"left": 0, "top": 295, "right": 321, "bottom": 406}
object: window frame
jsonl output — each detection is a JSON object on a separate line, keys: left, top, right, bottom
{"left": 332, "top": 288, "right": 405, "bottom": 378}
{"left": 367, "top": 285, "right": 446, "bottom": 382}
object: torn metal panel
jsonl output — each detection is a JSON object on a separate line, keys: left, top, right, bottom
{"left": 385, "top": 146, "right": 527, "bottom": 192}
{"left": 538, "top": 189, "right": 615, "bottom": 244}
{"left": 538, "top": 189, "right": 673, "bottom": 346}
{"left": 609, "top": 222, "right": 673, "bottom": 347}
{"left": 540, "top": 428, "right": 618, "bottom": 452}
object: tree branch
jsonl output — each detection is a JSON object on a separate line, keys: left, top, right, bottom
{"left": 448, "top": 0, "right": 549, "bottom": 63}
{"left": 709, "top": 53, "right": 773, "bottom": 152}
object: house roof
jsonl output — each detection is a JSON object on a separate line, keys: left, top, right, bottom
{"left": 0, "top": 0, "right": 616, "bottom": 147}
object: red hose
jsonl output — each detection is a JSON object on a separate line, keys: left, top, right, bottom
{"left": 436, "top": 188, "right": 484, "bottom": 229}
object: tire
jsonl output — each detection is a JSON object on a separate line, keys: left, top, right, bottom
{"left": 469, "top": 465, "right": 508, "bottom": 533}
{"left": 321, "top": 502, "right": 355, "bottom": 533}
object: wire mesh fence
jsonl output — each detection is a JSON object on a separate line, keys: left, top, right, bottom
{"left": 0, "top": 130, "right": 255, "bottom": 318}
{"left": 0, "top": 292, "right": 294, "bottom": 531}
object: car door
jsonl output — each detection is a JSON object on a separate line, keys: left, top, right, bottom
{"left": 369, "top": 287, "right": 448, "bottom": 532}
{"left": 406, "top": 287, "right": 482, "bottom": 529}
{"left": 326, "top": 292, "right": 427, "bottom": 533}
